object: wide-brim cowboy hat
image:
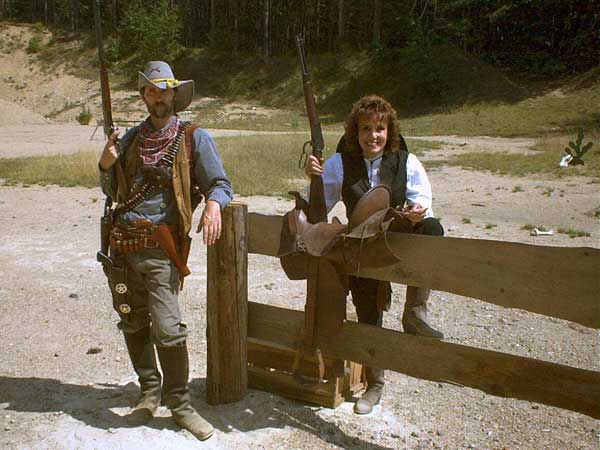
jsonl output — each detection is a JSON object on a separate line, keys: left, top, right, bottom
{"left": 138, "top": 61, "right": 194, "bottom": 113}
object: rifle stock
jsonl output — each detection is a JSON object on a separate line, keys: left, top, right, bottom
{"left": 296, "top": 34, "right": 327, "bottom": 224}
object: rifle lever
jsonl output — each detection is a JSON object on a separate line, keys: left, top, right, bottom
{"left": 298, "top": 140, "right": 312, "bottom": 169}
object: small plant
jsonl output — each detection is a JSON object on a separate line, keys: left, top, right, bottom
{"left": 461, "top": 217, "right": 471, "bottom": 224}
{"left": 521, "top": 224, "right": 548, "bottom": 231}
{"left": 557, "top": 228, "right": 591, "bottom": 238}
{"left": 27, "top": 35, "right": 43, "bottom": 53}
{"left": 512, "top": 185, "right": 524, "bottom": 193}
{"left": 542, "top": 187, "right": 554, "bottom": 197}
{"left": 485, "top": 223, "right": 497, "bottom": 229}
{"left": 564, "top": 129, "right": 594, "bottom": 165}
{"left": 77, "top": 107, "right": 93, "bottom": 125}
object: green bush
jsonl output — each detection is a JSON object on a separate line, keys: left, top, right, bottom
{"left": 76, "top": 107, "right": 93, "bottom": 125}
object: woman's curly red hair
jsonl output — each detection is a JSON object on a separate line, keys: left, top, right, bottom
{"left": 343, "top": 95, "right": 401, "bottom": 154}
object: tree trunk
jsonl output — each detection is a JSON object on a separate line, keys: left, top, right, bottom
{"left": 231, "top": 0, "right": 238, "bottom": 52}
{"left": 315, "top": 0, "right": 321, "bottom": 51}
{"left": 263, "top": 0, "right": 270, "bottom": 60}
{"left": 373, "top": 0, "right": 382, "bottom": 47}
{"left": 70, "top": 0, "right": 78, "bottom": 31}
{"left": 210, "top": 0, "right": 217, "bottom": 34}
{"left": 327, "top": 0, "right": 335, "bottom": 51}
{"left": 111, "top": 0, "right": 118, "bottom": 29}
{"left": 337, "top": 0, "right": 344, "bottom": 42}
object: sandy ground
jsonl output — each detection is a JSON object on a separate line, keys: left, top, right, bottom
{"left": 0, "top": 21, "right": 599, "bottom": 450}
{"left": 0, "top": 133, "right": 598, "bottom": 449}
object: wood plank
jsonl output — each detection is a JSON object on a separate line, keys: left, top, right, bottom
{"left": 248, "top": 301, "right": 600, "bottom": 418}
{"left": 248, "top": 365, "right": 339, "bottom": 408}
{"left": 359, "top": 233, "right": 600, "bottom": 329}
{"left": 247, "top": 301, "right": 305, "bottom": 348}
{"left": 247, "top": 213, "right": 600, "bottom": 328}
{"left": 206, "top": 202, "right": 248, "bottom": 404}
{"left": 247, "top": 339, "right": 364, "bottom": 407}
{"left": 248, "top": 338, "right": 337, "bottom": 379}
{"left": 248, "top": 213, "right": 283, "bottom": 256}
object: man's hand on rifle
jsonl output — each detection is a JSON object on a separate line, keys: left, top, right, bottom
{"left": 305, "top": 154, "right": 324, "bottom": 178}
{"left": 197, "top": 200, "right": 222, "bottom": 246}
{"left": 99, "top": 128, "right": 121, "bottom": 170}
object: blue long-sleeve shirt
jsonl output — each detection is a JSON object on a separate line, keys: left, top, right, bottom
{"left": 99, "top": 117, "right": 233, "bottom": 225}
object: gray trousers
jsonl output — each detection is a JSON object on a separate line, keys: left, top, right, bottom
{"left": 117, "top": 247, "right": 188, "bottom": 347}
{"left": 350, "top": 217, "right": 444, "bottom": 324}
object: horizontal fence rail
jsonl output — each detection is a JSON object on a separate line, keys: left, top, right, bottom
{"left": 248, "top": 213, "right": 600, "bottom": 328}
{"left": 249, "top": 301, "right": 600, "bottom": 418}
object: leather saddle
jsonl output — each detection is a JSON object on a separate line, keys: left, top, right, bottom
{"left": 279, "top": 185, "right": 415, "bottom": 384}
{"left": 279, "top": 184, "right": 412, "bottom": 279}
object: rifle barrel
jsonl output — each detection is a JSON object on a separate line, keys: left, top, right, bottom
{"left": 296, "top": 34, "right": 327, "bottom": 224}
{"left": 295, "top": 35, "right": 324, "bottom": 157}
{"left": 93, "top": 0, "right": 114, "bottom": 138}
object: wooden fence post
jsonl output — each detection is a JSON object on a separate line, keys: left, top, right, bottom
{"left": 206, "top": 202, "right": 248, "bottom": 404}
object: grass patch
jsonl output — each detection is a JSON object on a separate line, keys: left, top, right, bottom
{"left": 215, "top": 133, "right": 339, "bottom": 196}
{"left": 461, "top": 217, "right": 471, "bottom": 224}
{"left": 217, "top": 134, "right": 439, "bottom": 196}
{"left": 512, "top": 185, "right": 524, "bottom": 193}
{"left": 0, "top": 151, "right": 99, "bottom": 187}
{"left": 557, "top": 227, "right": 591, "bottom": 238}
{"left": 26, "top": 34, "right": 43, "bottom": 53}
{"left": 433, "top": 132, "right": 600, "bottom": 178}
{"left": 0, "top": 134, "right": 441, "bottom": 194}
{"left": 522, "top": 224, "right": 548, "bottom": 231}
{"left": 484, "top": 223, "right": 497, "bottom": 229}
{"left": 401, "top": 83, "right": 600, "bottom": 137}
{"left": 406, "top": 139, "right": 442, "bottom": 157}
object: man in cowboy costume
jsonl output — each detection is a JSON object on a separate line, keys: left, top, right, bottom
{"left": 99, "top": 61, "right": 233, "bottom": 441}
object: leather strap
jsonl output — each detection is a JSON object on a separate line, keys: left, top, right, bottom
{"left": 114, "top": 122, "right": 190, "bottom": 217}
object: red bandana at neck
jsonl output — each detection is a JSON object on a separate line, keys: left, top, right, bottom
{"left": 138, "top": 117, "right": 180, "bottom": 165}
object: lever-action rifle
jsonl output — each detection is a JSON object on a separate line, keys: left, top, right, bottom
{"left": 296, "top": 34, "right": 328, "bottom": 224}
{"left": 290, "top": 35, "right": 333, "bottom": 386}
{"left": 94, "top": 0, "right": 117, "bottom": 140}
{"left": 94, "top": 0, "right": 133, "bottom": 315}
{"left": 93, "top": 0, "right": 118, "bottom": 264}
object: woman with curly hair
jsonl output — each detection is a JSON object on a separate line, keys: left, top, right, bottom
{"left": 305, "top": 94, "right": 444, "bottom": 415}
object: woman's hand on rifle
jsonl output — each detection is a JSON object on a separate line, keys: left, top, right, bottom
{"left": 305, "top": 154, "right": 324, "bottom": 178}
{"left": 99, "top": 128, "right": 121, "bottom": 170}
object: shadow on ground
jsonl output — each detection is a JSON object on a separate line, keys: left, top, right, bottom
{"left": 0, "top": 376, "right": 392, "bottom": 449}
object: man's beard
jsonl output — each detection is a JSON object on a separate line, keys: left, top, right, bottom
{"left": 146, "top": 99, "right": 175, "bottom": 119}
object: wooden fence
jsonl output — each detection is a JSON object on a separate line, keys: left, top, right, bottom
{"left": 206, "top": 203, "right": 600, "bottom": 418}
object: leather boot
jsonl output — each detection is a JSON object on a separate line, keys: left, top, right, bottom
{"left": 123, "top": 327, "right": 162, "bottom": 425}
{"left": 156, "top": 344, "right": 214, "bottom": 441}
{"left": 402, "top": 287, "right": 444, "bottom": 339}
{"left": 354, "top": 367, "right": 385, "bottom": 414}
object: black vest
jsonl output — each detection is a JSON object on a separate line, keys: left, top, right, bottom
{"left": 341, "top": 150, "right": 409, "bottom": 219}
